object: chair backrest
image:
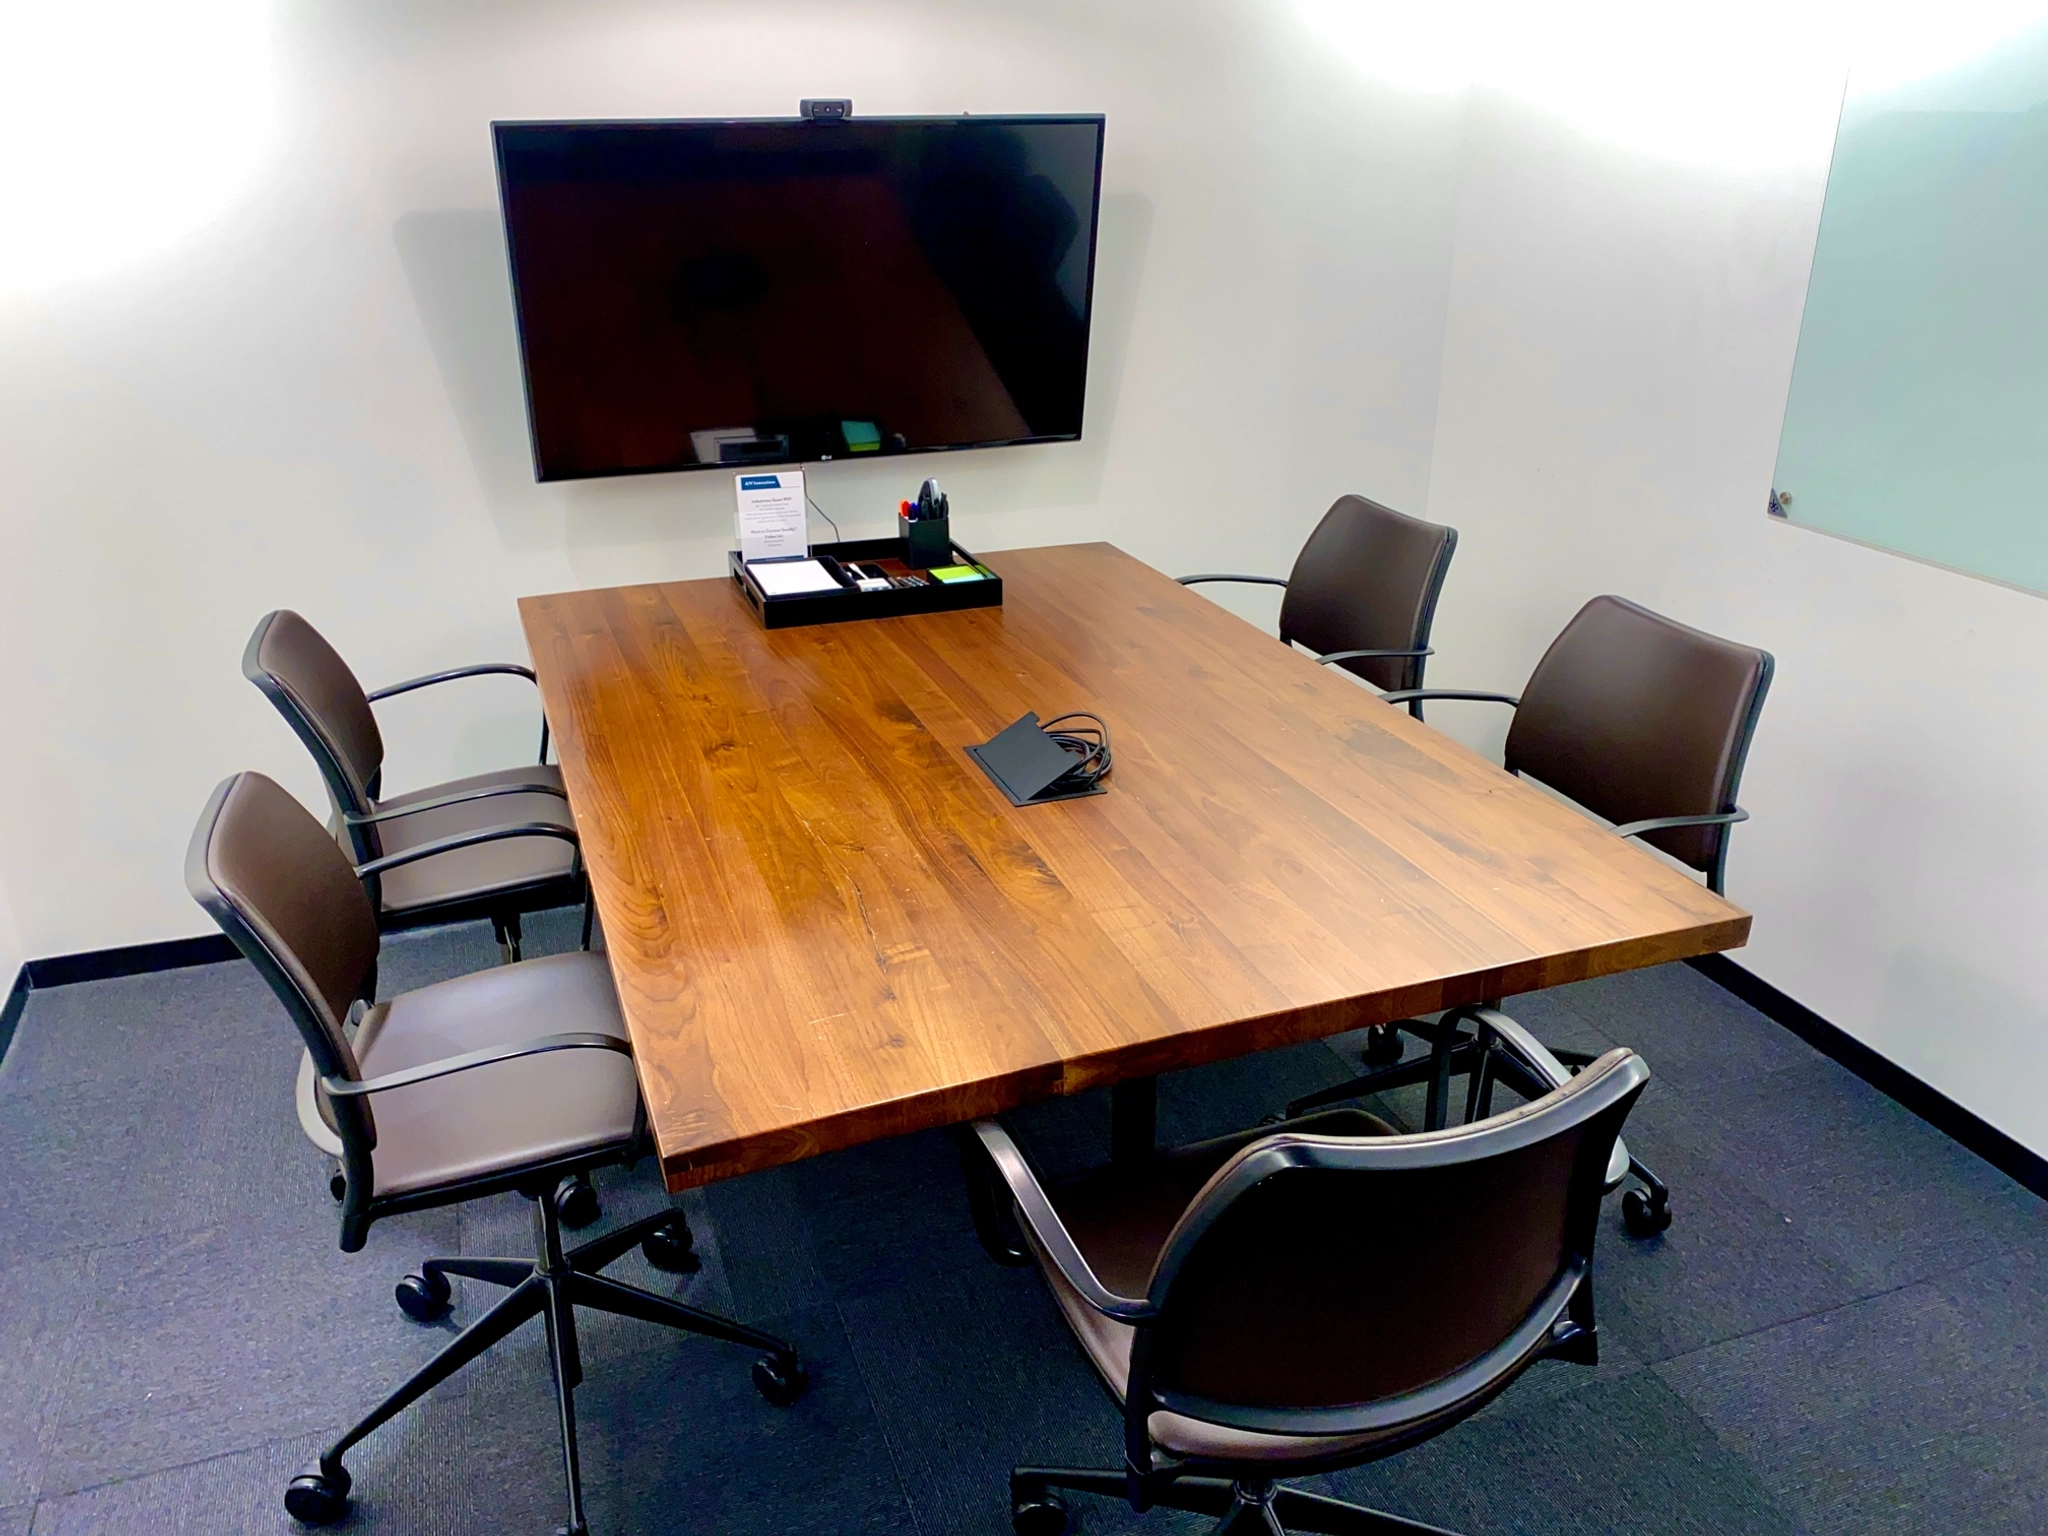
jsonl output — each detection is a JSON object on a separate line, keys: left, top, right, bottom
{"left": 1278, "top": 494, "right": 1458, "bottom": 693}
{"left": 243, "top": 611, "right": 385, "bottom": 857}
{"left": 186, "top": 771, "right": 383, "bottom": 1223}
{"left": 1505, "top": 595, "right": 1773, "bottom": 889}
{"left": 1134, "top": 1049, "right": 1647, "bottom": 1438}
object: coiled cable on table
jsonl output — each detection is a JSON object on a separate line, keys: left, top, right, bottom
{"left": 1041, "top": 712, "right": 1112, "bottom": 792}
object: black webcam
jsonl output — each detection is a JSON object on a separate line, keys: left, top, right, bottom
{"left": 800, "top": 99, "right": 851, "bottom": 122}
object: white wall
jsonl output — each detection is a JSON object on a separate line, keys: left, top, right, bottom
{"left": 0, "top": 0, "right": 1463, "bottom": 962}
{"left": 1417, "top": 84, "right": 2048, "bottom": 1156}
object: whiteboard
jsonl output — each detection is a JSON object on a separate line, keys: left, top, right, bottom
{"left": 1773, "top": 27, "right": 2048, "bottom": 593}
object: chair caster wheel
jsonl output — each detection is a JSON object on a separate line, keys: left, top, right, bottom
{"left": 1623, "top": 1188, "right": 1672, "bottom": 1237}
{"left": 1363, "top": 1024, "right": 1404, "bottom": 1066}
{"left": 395, "top": 1269, "right": 451, "bottom": 1322}
{"left": 752, "top": 1353, "right": 808, "bottom": 1406}
{"left": 284, "top": 1462, "right": 351, "bottom": 1525}
{"left": 554, "top": 1174, "right": 601, "bottom": 1230}
{"left": 1012, "top": 1492, "right": 1070, "bottom": 1536}
{"left": 642, "top": 1217, "right": 700, "bottom": 1274}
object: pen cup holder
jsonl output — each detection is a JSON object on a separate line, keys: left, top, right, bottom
{"left": 900, "top": 512, "right": 952, "bottom": 570}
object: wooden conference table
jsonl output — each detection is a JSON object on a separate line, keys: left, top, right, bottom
{"left": 520, "top": 542, "right": 1747, "bottom": 1194}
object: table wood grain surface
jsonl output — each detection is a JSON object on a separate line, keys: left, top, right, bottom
{"left": 520, "top": 542, "right": 1748, "bottom": 1192}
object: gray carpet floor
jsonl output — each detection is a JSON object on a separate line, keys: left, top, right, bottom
{"left": 3, "top": 909, "right": 2045, "bottom": 1535}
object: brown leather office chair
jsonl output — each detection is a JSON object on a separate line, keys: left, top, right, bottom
{"left": 188, "top": 771, "right": 805, "bottom": 1535}
{"left": 244, "top": 610, "right": 585, "bottom": 960}
{"left": 1288, "top": 594, "right": 1773, "bottom": 1237}
{"left": 1179, "top": 494, "right": 1458, "bottom": 715}
{"left": 974, "top": 1017, "right": 1649, "bottom": 1536}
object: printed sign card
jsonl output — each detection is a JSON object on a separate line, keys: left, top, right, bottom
{"left": 734, "top": 470, "right": 806, "bottom": 562}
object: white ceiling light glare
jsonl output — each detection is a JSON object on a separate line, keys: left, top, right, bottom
{"left": 1848, "top": 0, "right": 2048, "bottom": 95}
{"left": 1291, "top": 0, "right": 2048, "bottom": 172}
{"left": 0, "top": 0, "right": 278, "bottom": 298}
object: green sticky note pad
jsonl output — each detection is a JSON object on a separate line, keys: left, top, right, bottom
{"left": 840, "top": 419, "right": 881, "bottom": 452}
{"left": 928, "top": 565, "right": 987, "bottom": 583}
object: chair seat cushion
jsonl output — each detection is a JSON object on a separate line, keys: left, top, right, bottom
{"left": 1035, "top": 1108, "right": 1420, "bottom": 1465}
{"left": 369, "top": 764, "right": 579, "bottom": 915}
{"left": 353, "top": 951, "right": 639, "bottom": 1197}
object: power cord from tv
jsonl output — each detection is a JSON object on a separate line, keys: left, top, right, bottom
{"left": 1043, "top": 712, "right": 1112, "bottom": 791}
{"left": 805, "top": 487, "right": 842, "bottom": 545}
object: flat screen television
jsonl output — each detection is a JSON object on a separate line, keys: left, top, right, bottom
{"left": 492, "top": 115, "right": 1106, "bottom": 482}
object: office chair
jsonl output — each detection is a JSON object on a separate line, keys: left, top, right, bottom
{"left": 187, "top": 771, "right": 806, "bottom": 1535}
{"left": 972, "top": 1016, "right": 1649, "bottom": 1536}
{"left": 244, "top": 609, "right": 587, "bottom": 962}
{"left": 1179, "top": 494, "right": 1458, "bottom": 716}
{"left": 1285, "top": 594, "right": 1773, "bottom": 1237}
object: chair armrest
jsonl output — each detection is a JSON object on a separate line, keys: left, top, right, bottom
{"left": 1376, "top": 688, "right": 1522, "bottom": 708}
{"left": 367, "top": 663, "right": 553, "bottom": 765}
{"left": 322, "top": 1031, "right": 631, "bottom": 1098}
{"left": 1175, "top": 574, "right": 1288, "bottom": 589}
{"left": 344, "top": 779, "right": 567, "bottom": 826}
{"left": 1463, "top": 1007, "right": 1574, "bottom": 1091}
{"left": 1611, "top": 809, "right": 1748, "bottom": 840}
{"left": 353, "top": 822, "right": 578, "bottom": 880}
{"left": 365, "top": 663, "right": 538, "bottom": 703}
{"left": 972, "top": 1121, "right": 1156, "bottom": 1322}
{"left": 1316, "top": 647, "right": 1433, "bottom": 666}
{"left": 1466, "top": 1008, "right": 1632, "bottom": 1191}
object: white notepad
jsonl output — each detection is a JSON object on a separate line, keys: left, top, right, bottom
{"left": 747, "top": 559, "right": 841, "bottom": 597}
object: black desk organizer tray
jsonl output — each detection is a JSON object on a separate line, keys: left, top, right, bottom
{"left": 730, "top": 537, "right": 1002, "bottom": 630}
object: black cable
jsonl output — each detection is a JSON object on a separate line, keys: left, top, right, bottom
{"left": 1041, "top": 712, "right": 1112, "bottom": 790}
{"left": 804, "top": 487, "right": 842, "bottom": 545}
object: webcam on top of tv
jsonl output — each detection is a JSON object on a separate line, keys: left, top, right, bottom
{"left": 800, "top": 99, "right": 851, "bottom": 122}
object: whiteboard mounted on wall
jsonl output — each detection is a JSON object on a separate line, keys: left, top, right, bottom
{"left": 1772, "top": 25, "right": 2048, "bottom": 595}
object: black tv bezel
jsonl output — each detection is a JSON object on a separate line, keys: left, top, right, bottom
{"left": 490, "top": 112, "right": 1109, "bottom": 484}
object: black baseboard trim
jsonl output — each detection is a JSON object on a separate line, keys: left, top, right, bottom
{"left": 2, "top": 934, "right": 242, "bottom": 1066}
{"left": 1688, "top": 953, "right": 2048, "bottom": 1204}
{"left": 0, "top": 969, "right": 29, "bottom": 1070}
{"left": 23, "top": 933, "right": 240, "bottom": 990}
